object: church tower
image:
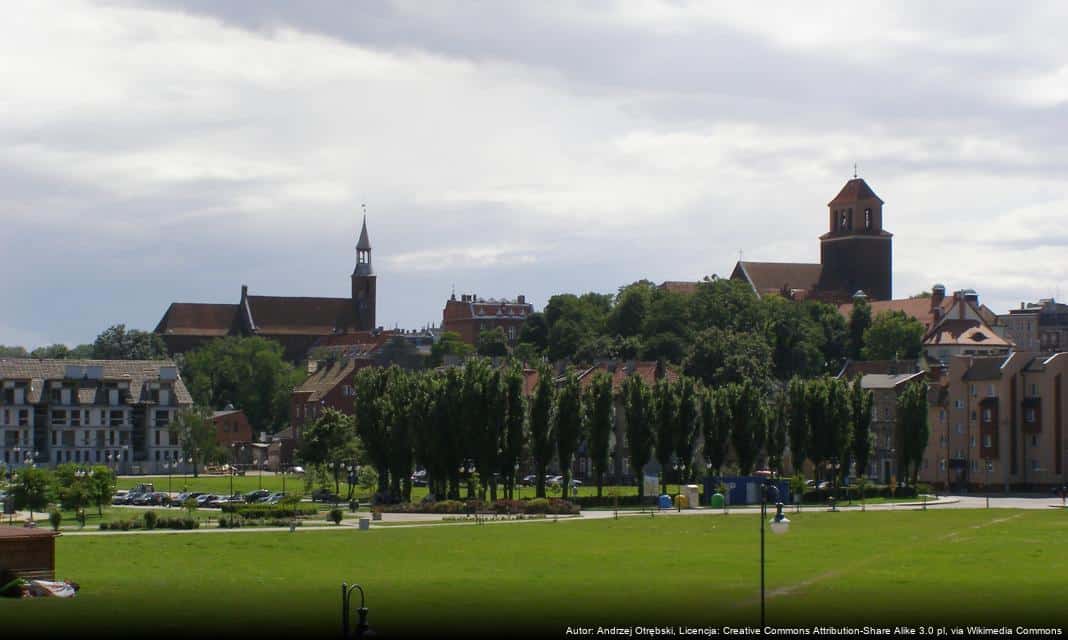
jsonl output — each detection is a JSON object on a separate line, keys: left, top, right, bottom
{"left": 818, "top": 177, "right": 893, "bottom": 300}
{"left": 351, "top": 216, "right": 377, "bottom": 331}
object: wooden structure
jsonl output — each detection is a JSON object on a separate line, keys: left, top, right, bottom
{"left": 0, "top": 527, "right": 59, "bottom": 581}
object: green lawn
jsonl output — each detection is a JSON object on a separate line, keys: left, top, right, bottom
{"left": 2, "top": 509, "right": 1066, "bottom": 637}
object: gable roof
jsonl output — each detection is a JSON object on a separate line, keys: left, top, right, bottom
{"left": 860, "top": 371, "right": 926, "bottom": 390}
{"left": 245, "top": 296, "right": 356, "bottom": 336}
{"left": 293, "top": 359, "right": 357, "bottom": 402}
{"left": 837, "top": 359, "right": 921, "bottom": 379}
{"left": 828, "top": 178, "right": 883, "bottom": 206}
{"left": 154, "top": 303, "right": 239, "bottom": 336}
{"left": 925, "top": 319, "right": 1012, "bottom": 349}
{"left": 732, "top": 261, "right": 823, "bottom": 297}
{"left": 575, "top": 360, "right": 679, "bottom": 394}
{"left": 839, "top": 296, "right": 953, "bottom": 334}
{"left": 963, "top": 357, "right": 1007, "bottom": 381}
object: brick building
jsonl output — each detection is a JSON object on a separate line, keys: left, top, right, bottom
{"left": 0, "top": 359, "right": 192, "bottom": 473}
{"left": 155, "top": 217, "right": 379, "bottom": 362}
{"left": 730, "top": 176, "right": 893, "bottom": 303}
{"left": 921, "top": 352, "right": 1068, "bottom": 491}
{"left": 441, "top": 293, "right": 533, "bottom": 346}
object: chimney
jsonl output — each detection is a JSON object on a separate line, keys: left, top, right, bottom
{"left": 241, "top": 284, "right": 248, "bottom": 300}
{"left": 517, "top": 294, "right": 526, "bottom": 305}
{"left": 931, "top": 284, "right": 945, "bottom": 309}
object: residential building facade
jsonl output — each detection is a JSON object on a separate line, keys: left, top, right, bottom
{"left": 1001, "top": 298, "right": 1068, "bottom": 353}
{"left": 921, "top": 352, "right": 1067, "bottom": 491}
{"left": 0, "top": 359, "right": 193, "bottom": 473}
{"left": 441, "top": 293, "right": 534, "bottom": 346}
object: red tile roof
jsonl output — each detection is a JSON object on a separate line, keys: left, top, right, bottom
{"left": 838, "top": 297, "right": 952, "bottom": 333}
{"left": 926, "top": 319, "right": 1012, "bottom": 348}
{"left": 245, "top": 296, "right": 356, "bottom": 335}
{"left": 828, "top": 178, "right": 883, "bottom": 206}
{"left": 154, "top": 303, "right": 239, "bottom": 336}
{"left": 733, "top": 261, "right": 824, "bottom": 296}
{"left": 294, "top": 359, "right": 358, "bottom": 402}
{"left": 658, "top": 281, "right": 699, "bottom": 295}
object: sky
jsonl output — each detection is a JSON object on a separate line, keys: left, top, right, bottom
{"left": 2, "top": 1, "right": 1068, "bottom": 349}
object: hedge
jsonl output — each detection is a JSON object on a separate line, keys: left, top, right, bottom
{"left": 801, "top": 485, "right": 919, "bottom": 503}
{"left": 99, "top": 516, "right": 199, "bottom": 531}
{"left": 571, "top": 495, "right": 653, "bottom": 509}
{"left": 220, "top": 503, "right": 319, "bottom": 518}
{"left": 380, "top": 498, "right": 579, "bottom": 515}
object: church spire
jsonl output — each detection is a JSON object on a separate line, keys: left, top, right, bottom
{"left": 353, "top": 208, "right": 373, "bottom": 276}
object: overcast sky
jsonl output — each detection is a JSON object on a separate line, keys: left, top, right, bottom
{"left": 3, "top": 1, "right": 1067, "bottom": 349}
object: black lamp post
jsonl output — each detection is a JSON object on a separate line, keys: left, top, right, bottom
{"left": 672, "top": 461, "right": 683, "bottom": 512}
{"left": 760, "top": 481, "right": 790, "bottom": 629}
{"left": 985, "top": 458, "right": 992, "bottom": 509}
{"left": 341, "top": 582, "right": 369, "bottom": 639}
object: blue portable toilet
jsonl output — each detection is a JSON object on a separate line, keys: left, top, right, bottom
{"left": 658, "top": 494, "right": 673, "bottom": 509}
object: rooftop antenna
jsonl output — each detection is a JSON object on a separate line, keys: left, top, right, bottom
{"left": 853, "top": 163, "right": 858, "bottom": 179}
{"left": 738, "top": 249, "right": 744, "bottom": 261}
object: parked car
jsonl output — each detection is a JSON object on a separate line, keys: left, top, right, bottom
{"left": 130, "top": 493, "right": 154, "bottom": 506}
{"left": 170, "top": 492, "right": 204, "bottom": 507}
{"left": 410, "top": 469, "right": 428, "bottom": 487}
{"left": 521, "top": 475, "right": 537, "bottom": 487}
{"left": 196, "top": 494, "right": 220, "bottom": 508}
{"left": 244, "top": 490, "right": 271, "bottom": 503}
{"left": 111, "top": 490, "right": 130, "bottom": 505}
{"left": 288, "top": 466, "right": 305, "bottom": 476}
{"left": 262, "top": 492, "right": 287, "bottom": 505}
{"left": 128, "top": 483, "right": 155, "bottom": 495}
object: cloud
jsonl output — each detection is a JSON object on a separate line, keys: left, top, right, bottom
{"left": 2, "top": 0, "right": 1068, "bottom": 348}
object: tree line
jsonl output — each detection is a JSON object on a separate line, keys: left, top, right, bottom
{"left": 293, "top": 357, "right": 931, "bottom": 505}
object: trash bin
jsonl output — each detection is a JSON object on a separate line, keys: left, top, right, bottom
{"left": 709, "top": 493, "right": 725, "bottom": 508}
{"left": 358, "top": 517, "right": 370, "bottom": 530}
{"left": 658, "top": 494, "right": 673, "bottom": 509}
{"left": 683, "top": 484, "right": 699, "bottom": 509}
{"left": 674, "top": 494, "right": 688, "bottom": 509}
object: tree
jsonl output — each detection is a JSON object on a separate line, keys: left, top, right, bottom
{"left": 689, "top": 276, "right": 766, "bottom": 334}
{"left": 609, "top": 281, "right": 654, "bottom": 338}
{"left": 173, "top": 406, "right": 220, "bottom": 477}
{"left": 428, "top": 331, "right": 473, "bottom": 366}
{"left": 767, "top": 390, "right": 788, "bottom": 476}
{"left": 622, "top": 373, "right": 654, "bottom": 499}
{"left": 375, "top": 336, "right": 426, "bottom": 370}
{"left": 353, "top": 367, "right": 392, "bottom": 496}
{"left": 385, "top": 370, "right": 418, "bottom": 500}
{"left": 850, "top": 377, "right": 874, "bottom": 482}
{"left": 87, "top": 465, "right": 116, "bottom": 516}
{"left": 898, "top": 380, "right": 930, "bottom": 486}
{"left": 500, "top": 365, "right": 526, "bottom": 499}
{"left": 30, "top": 344, "right": 71, "bottom": 359}
{"left": 683, "top": 327, "right": 773, "bottom": 390}
{"left": 848, "top": 297, "right": 872, "bottom": 360}
{"left": 92, "top": 324, "right": 168, "bottom": 360}
{"left": 554, "top": 369, "right": 584, "bottom": 500}
{"left": 673, "top": 377, "right": 700, "bottom": 485}
{"left": 181, "top": 336, "right": 304, "bottom": 433}
{"left": 764, "top": 297, "right": 825, "bottom": 381}
{"left": 0, "top": 345, "right": 29, "bottom": 357}
{"left": 476, "top": 327, "right": 510, "bottom": 358}
{"left": 517, "top": 312, "right": 549, "bottom": 354}
{"left": 652, "top": 377, "right": 678, "bottom": 494}
{"left": 701, "top": 387, "right": 731, "bottom": 480}
{"left": 13, "top": 467, "right": 52, "bottom": 519}
{"left": 825, "top": 377, "right": 854, "bottom": 487}
{"left": 862, "top": 311, "right": 925, "bottom": 360}
{"left": 300, "top": 407, "right": 360, "bottom": 498}
{"left": 585, "top": 370, "right": 614, "bottom": 498}
{"left": 529, "top": 364, "right": 555, "bottom": 499}
{"left": 805, "top": 301, "right": 849, "bottom": 374}
{"left": 727, "top": 381, "right": 767, "bottom": 475}
{"left": 786, "top": 377, "right": 810, "bottom": 477}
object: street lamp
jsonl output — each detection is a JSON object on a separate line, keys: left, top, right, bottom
{"left": 760, "top": 481, "right": 790, "bottom": 629}
{"left": 513, "top": 462, "right": 520, "bottom": 500}
{"left": 985, "top": 458, "right": 992, "bottom": 509}
{"left": 672, "top": 461, "right": 684, "bottom": 512}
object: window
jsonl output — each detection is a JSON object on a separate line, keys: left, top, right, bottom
{"left": 939, "top": 460, "right": 946, "bottom": 471}
{"left": 840, "top": 211, "right": 847, "bottom": 230}
{"left": 884, "top": 407, "right": 891, "bottom": 419}
{"left": 864, "top": 208, "right": 872, "bottom": 230}
{"left": 970, "top": 410, "right": 977, "bottom": 422}
{"left": 986, "top": 460, "right": 994, "bottom": 472}
{"left": 155, "top": 431, "right": 160, "bottom": 446}
{"left": 71, "top": 410, "right": 81, "bottom": 427}
{"left": 1025, "top": 409, "right": 1036, "bottom": 423}
{"left": 96, "top": 450, "right": 101, "bottom": 463}
{"left": 982, "top": 409, "right": 992, "bottom": 423}
{"left": 955, "top": 400, "right": 964, "bottom": 409}
{"left": 983, "top": 434, "right": 993, "bottom": 448}
{"left": 970, "top": 435, "right": 976, "bottom": 448}
{"left": 987, "top": 384, "right": 996, "bottom": 398}
{"left": 1031, "top": 435, "right": 1038, "bottom": 447}
{"left": 969, "top": 384, "right": 976, "bottom": 397}
{"left": 155, "top": 410, "right": 169, "bottom": 427}
{"left": 939, "top": 434, "right": 947, "bottom": 446}
{"left": 939, "top": 409, "right": 946, "bottom": 423}
{"left": 51, "top": 410, "right": 67, "bottom": 426}
{"left": 18, "top": 410, "right": 28, "bottom": 426}
{"left": 155, "top": 450, "right": 160, "bottom": 461}
{"left": 1030, "top": 383, "right": 1039, "bottom": 397}
{"left": 51, "top": 431, "right": 58, "bottom": 446}
{"left": 1031, "top": 459, "right": 1039, "bottom": 471}
{"left": 956, "top": 424, "right": 964, "bottom": 434}
{"left": 110, "top": 411, "right": 124, "bottom": 427}
{"left": 971, "top": 460, "right": 978, "bottom": 472}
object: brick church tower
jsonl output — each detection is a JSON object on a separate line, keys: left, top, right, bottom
{"left": 351, "top": 216, "right": 377, "bottom": 331}
{"left": 818, "top": 177, "right": 893, "bottom": 300}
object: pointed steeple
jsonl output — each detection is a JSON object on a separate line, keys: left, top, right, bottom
{"left": 357, "top": 215, "right": 372, "bottom": 251}
{"left": 353, "top": 212, "right": 373, "bottom": 277}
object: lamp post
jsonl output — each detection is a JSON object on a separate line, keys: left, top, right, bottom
{"left": 672, "top": 461, "right": 683, "bottom": 512}
{"left": 341, "top": 582, "right": 370, "bottom": 639}
{"left": 985, "top": 458, "right": 992, "bottom": 509}
{"left": 760, "top": 480, "right": 790, "bottom": 628}
{"left": 513, "top": 462, "right": 520, "bottom": 500}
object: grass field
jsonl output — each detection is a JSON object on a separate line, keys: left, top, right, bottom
{"left": 2, "top": 509, "right": 1065, "bottom": 638}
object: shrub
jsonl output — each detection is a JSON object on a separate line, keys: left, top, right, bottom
{"left": 328, "top": 508, "right": 343, "bottom": 525}
{"left": 48, "top": 510, "right": 62, "bottom": 532}
{"left": 143, "top": 511, "right": 158, "bottom": 530}
{"left": 221, "top": 503, "right": 318, "bottom": 519}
